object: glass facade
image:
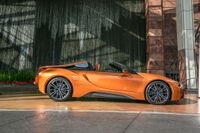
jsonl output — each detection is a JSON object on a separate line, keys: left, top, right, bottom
{"left": 0, "top": 0, "right": 146, "bottom": 72}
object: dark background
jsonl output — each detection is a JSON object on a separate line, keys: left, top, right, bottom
{"left": 0, "top": 0, "right": 146, "bottom": 72}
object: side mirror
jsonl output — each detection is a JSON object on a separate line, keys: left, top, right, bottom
{"left": 122, "top": 68, "right": 128, "bottom": 73}
{"left": 122, "top": 69, "right": 129, "bottom": 76}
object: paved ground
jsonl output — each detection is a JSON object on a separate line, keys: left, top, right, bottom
{"left": 0, "top": 111, "right": 199, "bottom": 133}
{"left": 0, "top": 92, "right": 200, "bottom": 133}
{"left": 0, "top": 93, "right": 199, "bottom": 114}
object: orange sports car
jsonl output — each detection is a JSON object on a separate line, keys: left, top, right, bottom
{"left": 34, "top": 61, "right": 184, "bottom": 105}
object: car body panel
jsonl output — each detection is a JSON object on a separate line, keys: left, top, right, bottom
{"left": 85, "top": 71, "right": 144, "bottom": 92}
{"left": 34, "top": 61, "right": 184, "bottom": 102}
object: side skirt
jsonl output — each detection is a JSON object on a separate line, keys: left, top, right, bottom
{"left": 84, "top": 92, "right": 134, "bottom": 100}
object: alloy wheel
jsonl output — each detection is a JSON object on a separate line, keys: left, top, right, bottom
{"left": 47, "top": 77, "right": 72, "bottom": 101}
{"left": 145, "top": 81, "right": 170, "bottom": 105}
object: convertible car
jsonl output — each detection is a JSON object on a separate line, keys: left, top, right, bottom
{"left": 34, "top": 61, "right": 184, "bottom": 105}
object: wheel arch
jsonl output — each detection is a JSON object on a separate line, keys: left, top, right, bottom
{"left": 44, "top": 76, "right": 74, "bottom": 97}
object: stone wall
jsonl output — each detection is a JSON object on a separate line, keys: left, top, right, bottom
{"left": 193, "top": 0, "right": 200, "bottom": 88}
{"left": 146, "top": 0, "right": 199, "bottom": 88}
{"left": 146, "top": 0, "right": 178, "bottom": 80}
{"left": 146, "top": 0, "right": 165, "bottom": 75}
{"left": 163, "top": 0, "right": 179, "bottom": 81}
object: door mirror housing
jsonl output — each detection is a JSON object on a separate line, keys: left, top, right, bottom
{"left": 122, "top": 68, "right": 128, "bottom": 73}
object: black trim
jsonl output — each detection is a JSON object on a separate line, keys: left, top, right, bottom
{"left": 84, "top": 92, "right": 134, "bottom": 100}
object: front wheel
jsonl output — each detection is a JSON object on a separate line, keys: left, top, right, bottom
{"left": 145, "top": 81, "right": 171, "bottom": 105}
{"left": 46, "top": 77, "right": 72, "bottom": 101}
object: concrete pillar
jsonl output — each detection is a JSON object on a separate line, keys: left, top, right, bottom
{"left": 176, "top": 0, "right": 197, "bottom": 89}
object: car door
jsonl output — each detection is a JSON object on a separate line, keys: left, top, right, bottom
{"left": 85, "top": 71, "right": 143, "bottom": 92}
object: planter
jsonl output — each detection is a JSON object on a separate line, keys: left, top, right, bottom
{"left": 0, "top": 80, "right": 34, "bottom": 84}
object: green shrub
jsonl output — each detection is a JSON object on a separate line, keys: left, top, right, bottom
{"left": 0, "top": 71, "right": 36, "bottom": 82}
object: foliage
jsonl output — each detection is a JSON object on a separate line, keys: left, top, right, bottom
{"left": 0, "top": 71, "right": 36, "bottom": 82}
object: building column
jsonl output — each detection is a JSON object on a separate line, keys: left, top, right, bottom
{"left": 199, "top": 43, "right": 200, "bottom": 96}
{"left": 146, "top": 0, "right": 165, "bottom": 75}
{"left": 176, "top": 0, "right": 197, "bottom": 89}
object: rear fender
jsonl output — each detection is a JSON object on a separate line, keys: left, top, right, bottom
{"left": 38, "top": 68, "right": 80, "bottom": 94}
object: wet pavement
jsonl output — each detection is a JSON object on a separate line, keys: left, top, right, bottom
{"left": 0, "top": 93, "right": 199, "bottom": 114}
{"left": 0, "top": 93, "right": 200, "bottom": 133}
{"left": 0, "top": 111, "right": 199, "bottom": 133}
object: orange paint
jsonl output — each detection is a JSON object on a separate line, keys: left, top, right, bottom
{"left": 34, "top": 61, "right": 184, "bottom": 103}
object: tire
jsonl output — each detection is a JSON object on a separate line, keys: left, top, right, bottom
{"left": 46, "top": 77, "right": 72, "bottom": 101}
{"left": 145, "top": 81, "right": 171, "bottom": 105}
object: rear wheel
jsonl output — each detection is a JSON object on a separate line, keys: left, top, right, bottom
{"left": 46, "top": 77, "right": 72, "bottom": 101}
{"left": 145, "top": 81, "right": 171, "bottom": 105}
